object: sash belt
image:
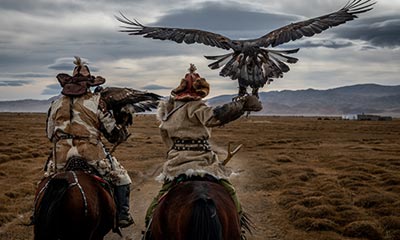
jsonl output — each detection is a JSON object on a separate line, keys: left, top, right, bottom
{"left": 172, "top": 139, "right": 211, "bottom": 151}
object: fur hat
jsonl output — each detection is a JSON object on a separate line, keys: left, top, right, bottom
{"left": 56, "top": 56, "right": 105, "bottom": 96}
{"left": 171, "top": 64, "right": 210, "bottom": 101}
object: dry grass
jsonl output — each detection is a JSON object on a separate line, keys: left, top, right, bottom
{"left": 0, "top": 113, "right": 400, "bottom": 240}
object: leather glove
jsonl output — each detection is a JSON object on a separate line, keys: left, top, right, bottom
{"left": 243, "top": 95, "right": 263, "bottom": 112}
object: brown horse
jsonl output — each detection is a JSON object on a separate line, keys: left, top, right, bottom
{"left": 33, "top": 169, "right": 117, "bottom": 240}
{"left": 148, "top": 177, "right": 252, "bottom": 240}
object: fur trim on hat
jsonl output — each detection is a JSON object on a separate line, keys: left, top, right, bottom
{"left": 156, "top": 99, "right": 170, "bottom": 122}
{"left": 193, "top": 77, "right": 209, "bottom": 98}
{"left": 172, "top": 76, "right": 210, "bottom": 101}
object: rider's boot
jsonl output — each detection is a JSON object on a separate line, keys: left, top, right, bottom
{"left": 114, "top": 184, "right": 134, "bottom": 228}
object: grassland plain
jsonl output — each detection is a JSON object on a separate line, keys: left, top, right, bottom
{"left": 0, "top": 113, "right": 399, "bottom": 240}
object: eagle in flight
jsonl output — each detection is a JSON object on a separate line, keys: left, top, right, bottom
{"left": 116, "top": 0, "right": 375, "bottom": 98}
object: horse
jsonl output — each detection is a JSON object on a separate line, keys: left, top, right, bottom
{"left": 148, "top": 176, "right": 252, "bottom": 240}
{"left": 32, "top": 158, "right": 117, "bottom": 240}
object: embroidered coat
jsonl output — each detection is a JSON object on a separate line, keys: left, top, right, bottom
{"left": 156, "top": 99, "right": 242, "bottom": 181}
{"left": 46, "top": 92, "right": 131, "bottom": 185}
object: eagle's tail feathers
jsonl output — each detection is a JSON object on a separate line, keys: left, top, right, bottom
{"left": 266, "top": 49, "right": 299, "bottom": 64}
{"left": 206, "top": 53, "right": 234, "bottom": 70}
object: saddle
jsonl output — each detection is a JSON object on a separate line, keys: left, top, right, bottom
{"left": 64, "top": 156, "right": 99, "bottom": 173}
{"left": 158, "top": 173, "right": 219, "bottom": 204}
{"left": 63, "top": 156, "right": 112, "bottom": 193}
{"left": 63, "top": 157, "right": 123, "bottom": 236}
{"left": 172, "top": 173, "right": 219, "bottom": 185}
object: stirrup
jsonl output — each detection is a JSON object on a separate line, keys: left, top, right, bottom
{"left": 118, "top": 214, "right": 134, "bottom": 228}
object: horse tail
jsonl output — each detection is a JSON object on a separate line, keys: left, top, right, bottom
{"left": 188, "top": 196, "right": 223, "bottom": 240}
{"left": 34, "top": 178, "right": 69, "bottom": 240}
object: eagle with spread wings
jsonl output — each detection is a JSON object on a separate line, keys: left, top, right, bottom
{"left": 116, "top": 0, "right": 375, "bottom": 98}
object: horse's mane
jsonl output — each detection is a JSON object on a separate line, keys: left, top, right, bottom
{"left": 189, "top": 195, "right": 223, "bottom": 240}
{"left": 34, "top": 178, "right": 69, "bottom": 239}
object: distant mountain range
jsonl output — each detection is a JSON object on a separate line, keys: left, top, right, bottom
{"left": 1, "top": 84, "right": 399, "bottom": 116}
{"left": 208, "top": 84, "right": 400, "bottom": 117}
{"left": 0, "top": 95, "right": 59, "bottom": 113}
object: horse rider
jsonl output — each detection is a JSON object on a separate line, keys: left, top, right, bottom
{"left": 144, "top": 64, "right": 262, "bottom": 235}
{"left": 45, "top": 56, "right": 134, "bottom": 228}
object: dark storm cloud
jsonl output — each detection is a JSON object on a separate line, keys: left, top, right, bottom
{"left": 0, "top": 73, "right": 50, "bottom": 88}
{"left": 0, "top": 0, "right": 52, "bottom": 11}
{"left": 6, "top": 73, "right": 52, "bottom": 78}
{"left": 286, "top": 39, "right": 354, "bottom": 49}
{"left": 1, "top": 0, "right": 399, "bottom": 100}
{"left": 48, "top": 62, "right": 75, "bottom": 71}
{"left": 142, "top": 84, "right": 171, "bottom": 90}
{"left": 0, "top": 0, "right": 119, "bottom": 16}
{"left": 333, "top": 15, "right": 400, "bottom": 48}
{"left": 112, "top": 1, "right": 302, "bottom": 59}
{"left": 152, "top": 1, "right": 299, "bottom": 38}
{"left": 361, "top": 46, "right": 378, "bottom": 51}
{"left": 129, "top": 1, "right": 393, "bottom": 51}
{"left": 0, "top": 80, "right": 31, "bottom": 86}
{"left": 0, "top": 53, "right": 33, "bottom": 68}
{"left": 0, "top": 0, "right": 84, "bottom": 17}
{"left": 47, "top": 58, "right": 99, "bottom": 72}
{"left": 42, "top": 83, "right": 61, "bottom": 95}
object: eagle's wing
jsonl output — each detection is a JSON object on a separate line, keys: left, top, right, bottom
{"left": 252, "top": 0, "right": 375, "bottom": 47}
{"left": 116, "top": 0, "right": 374, "bottom": 97}
{"left": 96, "top": 87, "right": 162, "bottom": 125}
{"left": 116, "top": 13, "right": 233, "bottom": 50}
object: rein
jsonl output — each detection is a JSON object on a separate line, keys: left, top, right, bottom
{"left": 34, "top": 171, "right": 89, "bottom": 218}
{"left": 33, "top": 173, "right": 58, "bottom": 214}
{"left": 69, "top": 171, "right": 88, "bottom": 217}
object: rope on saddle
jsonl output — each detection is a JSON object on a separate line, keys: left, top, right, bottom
{"left": 32, "top": 170, "right": 89, "bottom": 223}
{"left": 69, "top": 171, "right": 88, "bottom": 217}
{"left": 33, "top": 173, "right": 59, "bottom": 222}
{"left": 64, "top": 157, "right": 112, "bottom": 193}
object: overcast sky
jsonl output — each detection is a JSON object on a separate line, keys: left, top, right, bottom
{"left": 0, "top": 0, "right": 399, "bottom": 100}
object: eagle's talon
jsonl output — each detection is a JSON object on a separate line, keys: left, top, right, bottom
{"left": 232, "top": 95, "right": 247, "bottom": 102}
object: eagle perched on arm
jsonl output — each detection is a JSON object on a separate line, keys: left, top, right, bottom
{"left": 95, "top": 86, "right": 162, "bottom": 126}
{"left": 116, "top": 0, "right": 375, "bottom": 98}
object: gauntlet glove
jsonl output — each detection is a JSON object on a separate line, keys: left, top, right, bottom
{"left": 243, "top": 95, "right": 263, "bottom": 112}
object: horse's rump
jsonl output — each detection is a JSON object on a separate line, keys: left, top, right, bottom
{"left": 34, "top": 177, "right": 70, "bottom": 239}
{"left": 150, "top": 178, "right": 243, "bottom": 240}
{"left": 33, "top": 169, "right": 116, "bottom": 240}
